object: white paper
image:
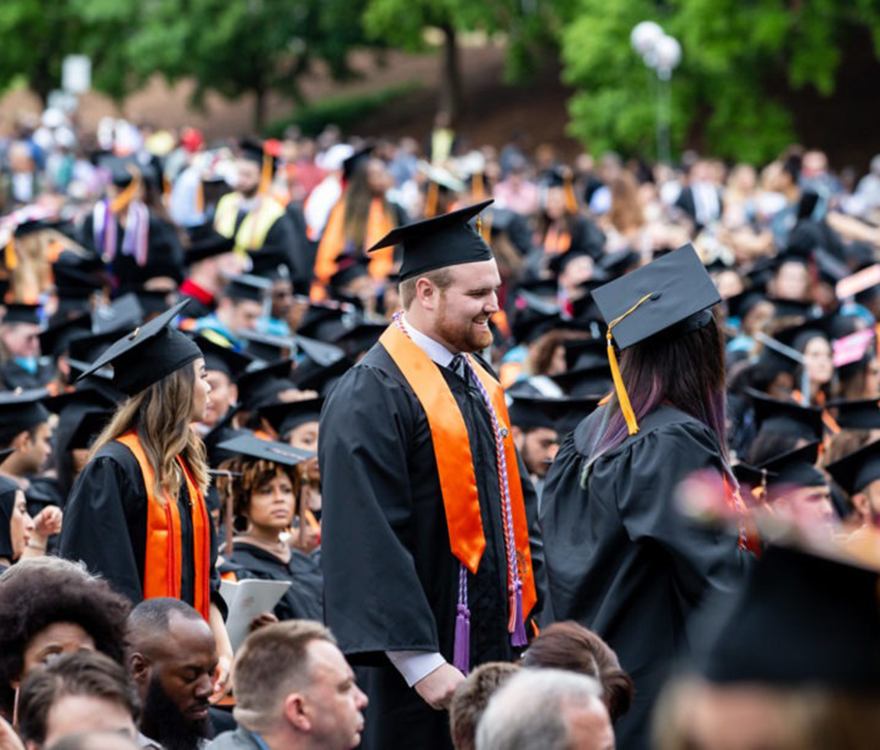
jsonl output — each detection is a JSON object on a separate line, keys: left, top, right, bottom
{"left": 220, "top": 578, "right": 291, "bottom": 651}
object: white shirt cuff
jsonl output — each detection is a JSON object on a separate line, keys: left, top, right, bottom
{"left": 385, "top": 650, "right": 447, "bottom": 687}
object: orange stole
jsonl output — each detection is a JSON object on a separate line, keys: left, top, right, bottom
{"left": 379, "top": 324, "right": 537, "bottom": 618}
{"left": 313, "top": 197, "right": 395, "bottom": 288}
{"left": 117, "top": 433, "right": 211, "bottom": 620}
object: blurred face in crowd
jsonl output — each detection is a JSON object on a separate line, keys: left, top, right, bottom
{"left": 852, "top": 479, "right": 880, "bottom": 528}
{"left": 801, "top": 336, "right": 833, "bottom": 387}
{"left": 288, "top": 421, "right": 319, "bottom": 453}
{"left": 771, "top": 262, "right": 810, "bottom": 301}
{"left": 271, "top": 279, "right": 294, "bottom": 321}
{"left": 430, "top": 260, "right": 500, "bottom": 354}
{"left": 13, "top": 422, "right": 53, "bottom": 474}
{"left": 544, "top": 186, "right": 567, "bottom": 220}
{"left": 742, "top": 301, "right": 775, "bottom": 338}
{"left": 218, "top": 298, "right": 263, "bottom": 336}
{"left": 366, "top": 159, "right": 390, "bottom": 196}
{"left": 190, "top": 359, "right": 212, "bottom": 424}
{"left": 37, "top": 695, "right": 137, "bottom": 750}
{"left": 2, "top": 322, "right": 41, "bottom": 358}
{"left": 131, "top": 611, "right": 218, "bottom": 745}
{"left": 516, "top": 427, "right": 559, "bottom": 479}
{"left": 202, "top": 370, "right": 235, "bottom": 427}
{"left": 715, "top": 271, "right": 745, "bottom": 300}
{"left": 560, "top": 255, "right": 595, "bottom": 295}
{"left": 7, "top": 490, "right": 33, "bottom": 562}
{"left": 864, "top": 357, "right": 880, "bottom": 398}
{"left": 20, "top": 623, "right": 95, "bottom": 684}
{"left": 246, "top": 469, "right": 296, "bottom": 533}
{"left": 298, "top": 639, "right": 368, "bottom": 750}
{"left": 235, "top": 158, "right": 262, "bottom": 198}
{"left": 773, "top": 484, "right": 835, "bottom": 531}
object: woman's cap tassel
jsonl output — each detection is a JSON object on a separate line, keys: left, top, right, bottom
{"left": 4, "top": 236, "right": 17, "bottom": 271}
{"left": 607, "top": 330, "right": 640, "bottom": 435}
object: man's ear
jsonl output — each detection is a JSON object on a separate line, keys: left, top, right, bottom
{"left": 11, "top": 431, "right": 29, "bottom": 452}
{"left": 129, "top": 653, "right": 152, "bottom": 686}
{"left": 229, "top": 384, "right": 238, "bottom": 404}
{"left": 415, "top": 278, "right": 437, "bottom": 310}
{"left": 283, "top": 692, "right": 310, "bottom": 733}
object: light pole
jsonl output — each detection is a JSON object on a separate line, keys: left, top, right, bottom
{"left": 630, "top": 22, "right": 681, "bottom": 164}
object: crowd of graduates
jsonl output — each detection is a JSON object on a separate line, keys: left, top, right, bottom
{"left": 2, "top": 104, "right": 880, "bottom": 750}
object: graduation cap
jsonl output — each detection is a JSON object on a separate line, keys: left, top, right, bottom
{"left": 329, "top": 258, "right": 370, "bottom": 290}
{"left": 296, "top": 303, "right": 351, "bottom": 342}
{"left": 725, "top": 289, "right": 769, "bottom": 322}
{"left": 331, "top": 321, "right": 386, "bottom": 359}
{"left": 563, "top": 338, "right": 607, "bottom": 373}
{"left": 550, "top": 339, "right": 613, "bottom": 397}
{"left": 52, "top": 263, "right": 106, "bottom": 305}
{"left": 92, "top": 294, "right": 145, "bottom": 335}
{"left": 258, "top": 397, "right": 324, "bottom": 440}
{"left": 511, "top": 290, "right": 564, "bottom": 344}
{"left": 774, "top": 312, "right": 845, "bottom": 354}
{"left": 367, "top": 200, "right": 495, "bottom": 282}
{"left": 508, "top": 394, "right": 600, "bottom": 435}
{"left": 134, "top": 288, "right": 178, "bottom": 320}
{"left": 238, "top": 329, "right": 294, "bottom": 364}
{"left": 758, "top": 441, "right": 826, "bottom": 495}
{"left": 75, "top": 299, "right": 204, "bottom": 396}
{"left": 598, "top": 248, "right": 641, "bottom": 278}
{"left": 591, "top": 244, "right": 721, "bottom": 435}
{"left": 65, "top": 409, "right": 113, "bottom": 452}
{"left": 237, "top": 360, "right": 297, "bottom": 412}
{"left": 195, "top": 335, "right": 252, "bottom": 381}
{"left": 828, "top": 399, "right": 880, "bottom": 430}
{"left": 247, "top": 245, "right": 291, "bottom": 281}
{"left": 765, "top": 297, "right": 816, "bottom": 321}
{"left": 239, "top": 139, "right": 277, "bottom": 195}
{"left": 0, "top": 389, "right": 51, "bottom": 440}
{"left": 225, "top": 274, "right": 271, "bottom": 304}
{"left": 825, "top": 439, "right": 880, "bottom": 496}
{"left": 38, "top": 313, "right": 92, "bottom": 360}
{"left": 185, "top": 225, "right": 235, "bottom": 265}
{"left": 698, "top": 544, "right": 880, "bottom": 689}
{"left": 98, "top": 155, "right": 157, "bottom": 189}
{"left": 217, "top": 433, "right": 314, "bottom": 468}
{"left": 2, "top": 303, "right": 41, "bottom": 326}
{"left": 342, "top": 143, "right": 374, "bottom": 181}
{"left": 292, "top": 336, "right": 352, "bottom": 395}
{"left": 748, "top": 390, "right": 823, "bottom": 443}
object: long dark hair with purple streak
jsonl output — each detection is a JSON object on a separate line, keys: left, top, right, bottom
{"left": 596, "top": 307, "right": 729, "bottom": 461}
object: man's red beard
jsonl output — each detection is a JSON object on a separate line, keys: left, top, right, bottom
{"left": 435, "top": 295, "right": 493, "bottom": 353}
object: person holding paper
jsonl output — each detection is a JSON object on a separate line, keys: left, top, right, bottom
{"left": 215, "top": 434, "right": 323, "bottom": 623}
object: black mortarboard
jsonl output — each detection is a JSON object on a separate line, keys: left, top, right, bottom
{"left": 725, "top": 290, "right": 768, "bottom": 322}
{"left": 239, "top": 138, "right": 273, "bottom": 167}
{"left": 766, "top": 297, "right": 816, "bottom": 321}
{"left": 826, "top": 439, "right": 880, "bottom": 496}
{"left": 225, "top": 274, "right": 271, "bottom": 304}
{"left": 342, "top": 143, "right": 374, "bottom": 181}
{"left": 367, "top": 200, "right": 495, "bottom": 281}
{"left": 66, "top": 409, "right": 113, "bottom": 452}
{"left": 551, "top": 339, "right": 613, "bottom": 397}
{"left": 749, "top": 390, "right": 823, "bottom": 443}
{"left": 38, "top": 313, "right": 92, "bottom": 359}
{"left": 699, "top": 544, "right": 880, "bottom": 689}
{"left": 217, "top": 434, "right": 314, "bottom": 468}
{"left": 76, "top": 299, "right": 203, "bottom": 396}
{"left": 292, "top": 336, "right": 352, "bottom": 395}
{"left": 247, "top": 247, "right": 291, "bottom": 281}
{"left": 134, "top": 289, "right": 177, "bottom": 320}
{"left": 92, "top": 294, "right": 144, "bottom": 334}
{"left": 774, "top": 313, "right": 839, "bottom": 352}
{"left": 237, "top": 360, "right": 297, "bottom": 412}
{"left": 732, "top": 462, "right": 768, "bottom": 498}
{"left": 0, "top": 389, "right": 50, "bottom": 439}
{"left": 185, "top": 225, "right": 235, "bottom": 265}
{"left": 598, "top": 248, "right": 641, "bottom": 278}
{"left": 829, "top": 399, "right": 880, "bottom": 431}
{"left": 195, "top": 335, "right": 252, "bottom": 381}
{"left": 759, "top": 441, "right": 826, "bottom": 492}
{"left": 329, "top": 258, "right": 370, "bottom": 290}
{"left": 258, "top": 397, "right": 324, "bottom": 439}
{"left": 52, "top": 263, "right": 106, "bottom": 303}
{"left": 297, "top": 303, "right": 351, "bottom": 342}
{"left": 593, "top": 244, "right": 720, "bottom": 351}
{"left": 238, "top": 330, "right": 293, "bottom": 364}
{"left": 2, "top": 303, "right": 41, "bottom": 326}
{"left": 511, "top": 290, "right": 564, "bottom": 344}
{"left": 331, "top": 321, "right": 386, "bottom": 359}
{"left": 516, "top": 278, "right": 559, "bottom": 299}
{"left": 563, "top": 338, "right": 607, "bottom": 373}
{"left": 99, "top": 155, "right": 157, "bottom": 189}
{"left": 508, "top": 394, "right": 601, "bottom": 435}
{"left": 547, "top": 248, "right": 592, "bottom": 277}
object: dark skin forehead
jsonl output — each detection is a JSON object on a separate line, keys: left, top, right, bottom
{"left": 133, "top": 610, "right": 217, "bottom": 667}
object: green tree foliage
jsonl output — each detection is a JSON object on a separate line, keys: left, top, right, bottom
{"left": 562, "top": 0, "right": 880, "bottom": 163}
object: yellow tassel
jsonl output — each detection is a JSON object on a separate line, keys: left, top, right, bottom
{"left": 607, "top": 330, "right": 639, "bottom": 435}
{"left": 476, "top": 214, "right": 482, "bottom": 233}
{"left": 4, "top": 236, "right": 17, "bottom": 271}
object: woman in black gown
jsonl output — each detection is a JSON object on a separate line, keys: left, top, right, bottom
{"left": 216, "top": 435, "right": 323, "bottom": 622}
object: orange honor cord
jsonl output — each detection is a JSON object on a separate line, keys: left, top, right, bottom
{"left": 117, "top": 433, "right": 211, "bottom": 620}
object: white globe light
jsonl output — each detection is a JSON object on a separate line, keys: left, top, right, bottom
{"left": 655, "top": 35, "right": 682, "bottom": 72}
{"left": 630, "top": 21, "right": 664, "bottom": 56}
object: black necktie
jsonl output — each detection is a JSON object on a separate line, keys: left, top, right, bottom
{"left": 449, "top": 354, "right": 468, "bottom": 379}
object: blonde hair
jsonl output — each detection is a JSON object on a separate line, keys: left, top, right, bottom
{"left": 91, "top": 364, "right": 208, "bottom": 500}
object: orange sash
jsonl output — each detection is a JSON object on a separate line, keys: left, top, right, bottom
{"left": 379, "top": 324, "right": 537, "bottom": 617}
{"left": 117, "top": 433, "right": 211, "bottom": 620}
{"left": 312, "top": 197, "right": 395, "bottom": 293}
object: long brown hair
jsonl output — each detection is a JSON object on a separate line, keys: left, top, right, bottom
{"left": 90, "top": 364, "right": 208, "bottom": 500}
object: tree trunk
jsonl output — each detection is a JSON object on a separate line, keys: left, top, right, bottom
{"left": 437, "top": 22, "right": 464, "bottom": 125}
{"left": 254, "top": 86, "right": 267, "bottom": 133}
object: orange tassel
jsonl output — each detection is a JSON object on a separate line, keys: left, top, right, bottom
{"left": 473, "top": 171, "right": 485, "bottom": 200}
{"left": 425, "top": 181, "right": 440, "bottom": 218}
{"left": 563, "top": 173, "right": 578, "bottom": 214}
{"left": 259, "top": 152, "right": 273, "bottom": 195}
{"left": 4, "top": 236, "right": 17, "bottom": 271}
{"left": 195, "top": 179, "right": 205, "bottom": 215}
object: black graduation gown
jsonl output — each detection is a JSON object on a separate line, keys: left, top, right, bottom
{"left": 540, "top": 405, "right": 749, "bottom": 750}
{"left": 320, "top": 344, "right": 545, "bottom": 750}
{"left": 0, "top": 360, "right": 54, "bottom": 391}
{"left": 59, "top": 442, "right": 221, "bottom": 608}
{"left": 229, "top": 542, "right": 324, "bottom": 622}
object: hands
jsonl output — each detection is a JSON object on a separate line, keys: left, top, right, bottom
{"left": 32, "top": 506, "right": 63, "bottom": 543}
{"left": 414, "top": 663, "right": 465, "bottom": 710}
{"left": 210, "top": 653, "right": 233, "bottom": 704}
{"left": 248, "top": 612, "right": 279, "bottom": 632}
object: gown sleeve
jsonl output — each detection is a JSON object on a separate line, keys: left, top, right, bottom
{"left": 319, "top": 364, "right": 440, "bottom": 656}
{"left": 613, "top": 421, "right": 744, "bottom": 606}
{"left": 58, "top": 454, "right": 145, "bottom": 604}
